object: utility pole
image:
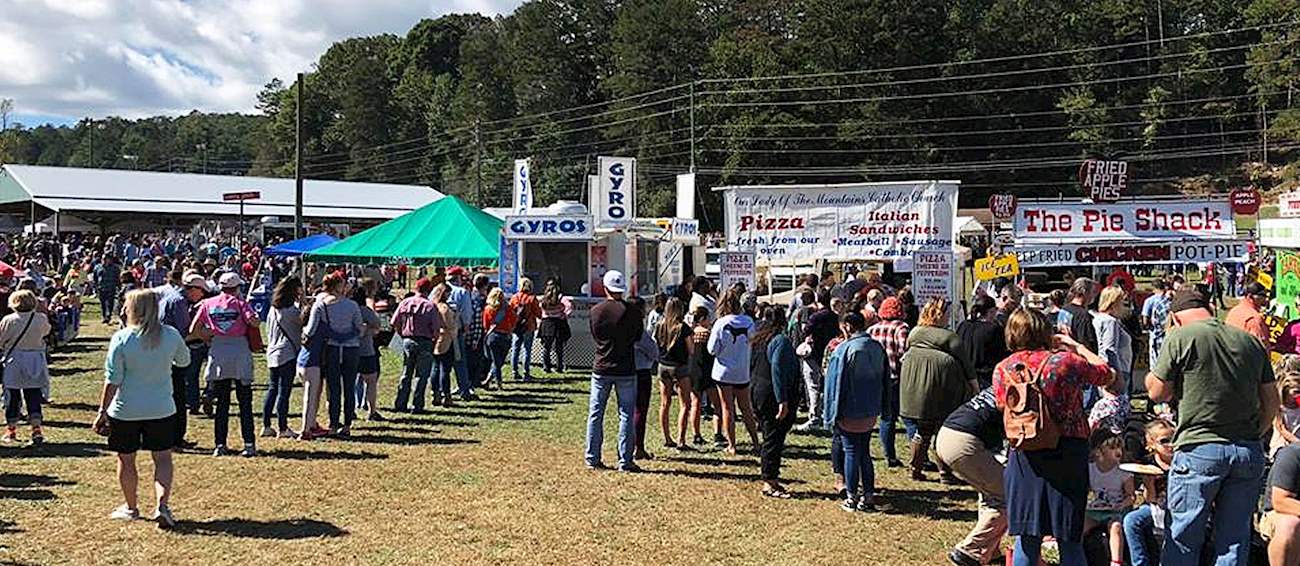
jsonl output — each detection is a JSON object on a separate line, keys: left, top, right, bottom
{"left": 87, "top": 119, "right": 94, "bottom": 168}
{"left": 196, "top": 143, "right": 208, "bottom": 174}
{"left": 689, "top": 81, "right": 697, "bottom": 173}
{"left": 294, "top": 72, "right": 304, "bottom": 241}
{"left": 473, "top": 120, "right": 482, "bottom": 207}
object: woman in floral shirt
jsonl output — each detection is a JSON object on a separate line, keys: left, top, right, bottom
{"left": 993, "top": 308, "right": 1113, "bottom": 566}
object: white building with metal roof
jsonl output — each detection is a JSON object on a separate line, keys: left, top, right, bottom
{"left": 0, "top": 164, "right": 443, "bottom": 231}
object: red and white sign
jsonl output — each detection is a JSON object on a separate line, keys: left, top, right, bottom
{"left": 1280, "top": 191, "right": 1300, "bottom": 219}
{"left": 722, "top": 181, "right": 958, "bottom": 262}
{"left": 1013, "top": 239, "right": 1251, "bottom": 267}
{"left": 222, "top": 191, "right": 261, "bottom": 202}
{"left": 1012, "top": 200, "right": 1235, "bottom": 243}
{"left": 988, "top": 194, "right": 1018, "bottom": 220}
{"left": 1078, "top": 160, "right": 1127, "bottom": 203}
{"left": 1230, "top": 188, "right": 1261, "bottom": 215}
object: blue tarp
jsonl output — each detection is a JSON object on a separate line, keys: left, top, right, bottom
{"left": 265, "top": 234, "right": 339, "bottom": 257}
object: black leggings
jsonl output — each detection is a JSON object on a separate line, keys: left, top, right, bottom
{"left": 759, "top": 412, "right": 797, "bottom": 482}
{"left": 540, "top": 336, "right": 567, "bottom": 371}
{"left": 4, "top": 388, "right": 42, "bottom": 425}
{"left": 212, "top": 380, "right": 255, "bottom": 448}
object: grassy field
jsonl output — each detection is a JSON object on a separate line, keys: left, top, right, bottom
{"left": 0, "top": 304, "right": 985, "bottom": 566}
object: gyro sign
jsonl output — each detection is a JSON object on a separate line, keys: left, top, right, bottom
{"left": 1013, "top": 200, "right": 1235, "bottom": 243}
{"left": 1078, "top": 159, "right": 1127, "bottom": 203}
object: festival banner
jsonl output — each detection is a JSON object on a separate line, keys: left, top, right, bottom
{"left": 498, "top": 235, "right": 520, "bottom": 294}
{"left": 1013, "top": 200, "right": 1235, "bottom": 243}
{"left": 1275, "top": 251, "right": 1300, "bottom": 319}
{"left": 1014, "top": 239, "right": 1251, "bottom": 267}
{"left": 512, "top": 158, "right": 533, "bottom": 214}
{"left": 721, "top": 181, "right": 958, "bottom": 263}
{"left": 596, "top": 156, "right": 635, "bottom": 229}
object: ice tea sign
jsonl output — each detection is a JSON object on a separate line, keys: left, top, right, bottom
{"left": 1078, "top": 160, "right": 1127, "bottom": 203}
{"left": 596, "top": 156, "right": 636, "bottom": 229}
{"left": 974, "top": 253, "right": 1020, "bottom": 281}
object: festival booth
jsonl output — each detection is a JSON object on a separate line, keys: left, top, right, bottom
{"left": 497, "top": 158, "right": 701, "bottom": 368}
{"left": 1259, "top": 201, "right": 1300, "bottom": 319}
{"left": 715, "top": 180, "right": 965, "bottom": 319}
{"left": 304, "top": 195, "right": 502, "bottom": 268}
{"left": 265, "top": 234, "right": 340, "bottom": 257}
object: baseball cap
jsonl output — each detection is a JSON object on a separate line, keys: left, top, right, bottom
{"left": 182, "top": 273, "right": 208, "bottom": 289}
{"left": 1246, "top": 282, "right": 1270, "bottom": 298}
{"left": 602, "top": 270, "right": 627, "bottom": 294}
{"left": 218, "top": 272, "right": 244, "bottom": 289}
{"left": 446, "top": 266, "right": 467, "bottom": 277}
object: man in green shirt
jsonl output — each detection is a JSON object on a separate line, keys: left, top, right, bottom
{"left": 1145, "top": 289, "right": 1278, "bottom": 566}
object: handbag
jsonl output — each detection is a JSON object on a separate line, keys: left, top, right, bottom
{"left": 0, "top": 312, "right": 37, "bottom": 383}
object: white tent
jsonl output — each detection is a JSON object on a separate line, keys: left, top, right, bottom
{"left": 38, "top": 213, "right": 97, "bottom": 233}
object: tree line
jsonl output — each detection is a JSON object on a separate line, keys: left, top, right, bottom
{"left": 1, "top": 0, "right": 1298, "bottom": 227}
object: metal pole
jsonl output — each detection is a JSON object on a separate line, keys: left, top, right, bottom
{"left": 294, "top": 72, "right": 304, "bottom": 241}
{"left": 87, "top": 119, "right": 94, "bottom": 168}
{"left": 689, "top": 81, "right": 697, "bottom": 173}
{"left": 474, "top": 120, "right": 483, "bottom": 207}
{"left": 239, "top": 199, "right": 245, "bottom": 247}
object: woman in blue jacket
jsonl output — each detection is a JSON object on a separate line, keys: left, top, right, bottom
{"left": 750, "top": 305, "right": 801, "bottom": 499}
{"left": 823, "top": 311, "right": 889, "bottom": 512}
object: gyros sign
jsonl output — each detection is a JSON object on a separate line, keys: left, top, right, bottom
{"left": 1012, "top": 200, "right": 1235, "bottom": 243}
{"left": 504, "top": 215, "right": 594, "bottom": 241}
{"left": 1014, "top": 239, "right": 1250, "bottom": 267}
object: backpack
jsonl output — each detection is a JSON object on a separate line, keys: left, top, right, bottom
{"left": 1002, "top": 354, "right": 1061, "bottom": 452}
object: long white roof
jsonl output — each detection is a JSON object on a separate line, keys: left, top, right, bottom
{"left": 0, "top": 165, "right": 442, "bottom": 220}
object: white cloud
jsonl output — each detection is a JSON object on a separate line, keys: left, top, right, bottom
{"left": 0, "top": 0, "right": 525, "bottom": 123}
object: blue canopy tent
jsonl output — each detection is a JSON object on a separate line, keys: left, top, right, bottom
{"left": 265, "top": 234, "right": 339, "bottom": 257}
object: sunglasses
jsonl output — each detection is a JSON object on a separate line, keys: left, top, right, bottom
{"left": 1153, "top": 437, "right": 1173, "bottom": 446}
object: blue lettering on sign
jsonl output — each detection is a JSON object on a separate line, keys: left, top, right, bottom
{"left": 607, "top": 162, "right": 627, "bottom": 219}
{"left": 508, "top": 218, "right": 589, "bottom": 236}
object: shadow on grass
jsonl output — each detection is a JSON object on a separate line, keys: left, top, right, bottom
{"left": 460, "top": 402, "right": 551, "bottom": 413}
{"left": 0, "top": 518, "right": 21, "bottom": 534}
{"left": 46, "top": 401, "right": 101, "bottom": 413}
{"left": 429, "top": 410, "right": 543, "bottom": 421}
{"left": 263, "top": 448, "right": 390, "bottom": 461}
{"left": 383, "top": 417, "right": 480, "bottom": 428}
{"left": 49, "top": 365, "right": 96, "bottom": 377}
{"left": 643, "top": 467, "right": 805, "bottom": 484}
{"left": 173, "top": 518, "right": 347, "bottom": 539}
{"left": 32, "top": 419, "right": 86, "bottom": 430}
{"left": 0, "top": 441, "right": 106, "bottom": 458}
{"left": 512, "top": 385, "right": 587, "bottom": 396}
{"left": 479, "top": 393, "right": 570, "bottom": 405}
{"left": 0, "top": 488, "right": 56, "bottom": 501}
{"left": 0, "top": 473, "right": 75, "bottom": 488}
{"left": 780, "top": 447, "right": 830, "bottom": 462}
{"left": 662, "top": 455, "right": 760, "bottom": 468}
{"left": 877, "top": 487, "right": 977, "bottom": 522}
{"left": 346, "top": 433, "right": 481, "bottom": 447}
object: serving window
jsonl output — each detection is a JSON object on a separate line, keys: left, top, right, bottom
{"left": 522, "top": 242, "right": 587, "bottom": 296}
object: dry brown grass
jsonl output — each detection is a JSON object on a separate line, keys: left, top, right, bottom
{"left": 0, "top": 308, "right": 981, "bottom": 565}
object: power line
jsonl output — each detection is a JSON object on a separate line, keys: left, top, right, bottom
{"left": 702, "top": 128, "right": 1265, "bottom": 155}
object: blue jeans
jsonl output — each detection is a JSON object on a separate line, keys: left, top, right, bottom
{"left": 510, "top": 330, "right": 535, "bottom": 380}
{"left": 1164, "top": 441, "right": 1265, "bottom": 566}
{"left": 837, "top": 427, "right": 874, "bottom": 500}
{"left": 452, "top": 333, "right": 474, "bottom": 397}
{"left": 1013, "top": 535, "right": 1085, "bottom": 566}
{"left": 394, "top": 338, "right": 433, "bottom": 411}
{"left": 900, "top": 417, "right": 920, "bottom": 441}
{"left": 1123, "top": 504, "right": 1165, "bottom": 566}
{"left": 878, "top": 379, "right": 901, "bottom": 461}
{"left": 486, "top": 332, "right": 511, "bottom": 388}
{"left": 263, "top": 362, "right": 294, "bottom": 430}
{"left": 322, "top": 344, "right": 360, "bottom": 429}
{"left": 584, "top": 374, "right": 636, "bottom": 468}
{"left": 433, "top": 351, "right": 454, "bottom": 399}
{"left": 185, "top": 345, "right": 207, "bottom": 410}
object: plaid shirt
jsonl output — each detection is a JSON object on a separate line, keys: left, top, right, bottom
{"left": 466, "top": 289, "right": 487, "bottom": 350}
{"left": 867, "top": 319, "right": 910, "bottom": 380}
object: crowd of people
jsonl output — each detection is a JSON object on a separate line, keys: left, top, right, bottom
{"left": 576, "top": 265, "right": 1300, "bottom": 566}
{"left": 7, "top": 225, "right": 1299, "bottom": 565}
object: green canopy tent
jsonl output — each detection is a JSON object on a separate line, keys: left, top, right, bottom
{"left": 304, "top": 195, "right": 502, "bottom": 267}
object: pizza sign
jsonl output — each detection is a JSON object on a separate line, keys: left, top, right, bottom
{"left": 1079, "top": 160, "right": 1127, "bottom": 203}
{"left": 988, "top": 194, "right": 1018, "bottom": 220}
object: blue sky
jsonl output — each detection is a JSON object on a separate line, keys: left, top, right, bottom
{"left": 0, "top": 0, "right": 526, "bottom": 128}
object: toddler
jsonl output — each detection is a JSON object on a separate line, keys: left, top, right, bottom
{"left": 1272, "top": 373, "right": 1300, "bottom": 458}
{"left": 1085, "top": 430, "right": 1134, "bottom": 566}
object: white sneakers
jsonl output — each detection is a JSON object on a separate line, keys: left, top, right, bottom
{"left": 111, "top": 503, "right": 176, "bottom": 529}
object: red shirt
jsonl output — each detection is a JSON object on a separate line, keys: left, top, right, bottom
{"left": 483, "top": 304, "right": 518, "bottom": 335}
{"left": 992, "top": 350, "right": 1112, "bottom": 439}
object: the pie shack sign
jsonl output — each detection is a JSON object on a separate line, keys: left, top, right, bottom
{"left": 1079, "top": 159, "right": 1127, "bottom": 203}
